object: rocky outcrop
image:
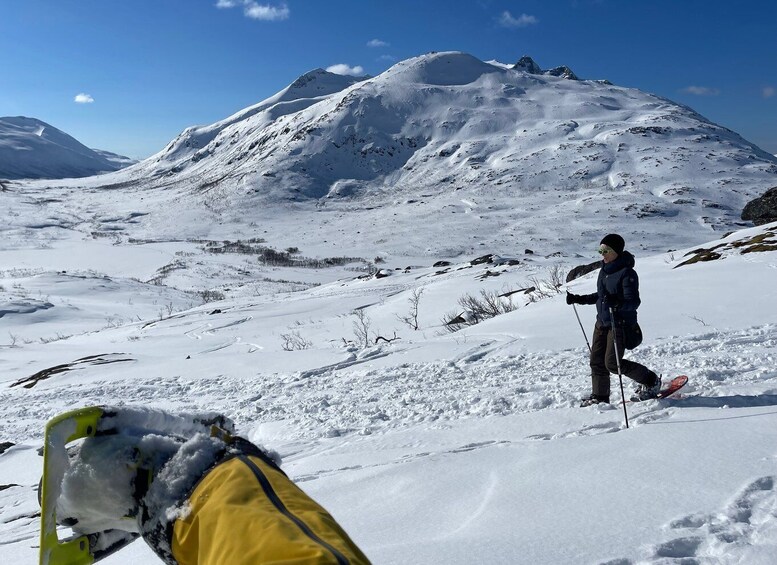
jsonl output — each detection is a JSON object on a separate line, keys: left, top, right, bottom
{"left": 566, "top": 260, "right": 600, "bottom": 282}
{"left": 513, "top": 57, "right": 578, "bottom": 80}
{"left": 545, "top": 66, "right": 579, "bottom": 80}
{"left": 742, "top": 187, "right": 777, "bottom": 225}
{"left": 513, "top": 56, "right": 543, "bottom": 75}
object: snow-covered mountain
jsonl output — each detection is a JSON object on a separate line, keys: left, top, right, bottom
{"left": 91, "top": 148, "right": 137, "bottom": 169}
{"left": 156, "top": 67, "right": 365, "bottom": 167}
{"left": 2, "top": 51, "right": 777, "bottom": 565}
{"left": 0, "top": 117, "right": 132, "bottom": 180}
{"left": 54, "top": 51, "right": 775, "bottom": 258}
{"left": 119, "top": 52, "right": 776, "bottom": 207}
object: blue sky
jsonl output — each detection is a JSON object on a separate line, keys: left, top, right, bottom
{"left": 1, "top": 0, "right": 775, "bottom": 158}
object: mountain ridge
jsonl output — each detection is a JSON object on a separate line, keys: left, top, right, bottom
{"left": 106, "top": 51, "right": 775, "bottom": 204}
{"left": 9, "top": 51, "right": 777, "bottom": 258}
{"left": 0, "top": 116, "right": 133, "bottom": 180}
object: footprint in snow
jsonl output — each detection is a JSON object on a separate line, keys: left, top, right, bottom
{"left": 650, "top": 475, "right": 777, "bottom": 562}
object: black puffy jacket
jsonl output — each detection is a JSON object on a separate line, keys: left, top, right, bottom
{"left": 578, "top": 251, "right": 640, "bottom": 327}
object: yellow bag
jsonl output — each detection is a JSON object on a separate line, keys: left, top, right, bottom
{"left": 172, "top": 453, "right": 370, "bottom": 565}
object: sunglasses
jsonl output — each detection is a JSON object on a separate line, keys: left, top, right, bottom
{"left": 598, "top": 246, "right": 614, "bottom": 255}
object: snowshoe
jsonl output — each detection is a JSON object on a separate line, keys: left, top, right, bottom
{"left": 631, "top": 375, "right": 662, "bottom": 402}
{"left": 625, "top": 375, "right": 689, "bottom": 403}
{"left": 38, "top": 406, "right": 234, "bottom": 565}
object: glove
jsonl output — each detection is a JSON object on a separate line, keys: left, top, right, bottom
{"left": 566, "top": 292, "right": 582, "bottom": 305}
{"left": 602, "top": 293, "right": 622, "bottom": 310}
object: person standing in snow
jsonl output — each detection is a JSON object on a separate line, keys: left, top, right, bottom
{"left": 565, "top": 234, "right": 661, "bottom": 406}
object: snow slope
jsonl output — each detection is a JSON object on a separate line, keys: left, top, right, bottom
{"left": 91, "top": 148, "right": 137, "bottom": 169}
{"left": 0, "top": 116, "right": 131, "bottom": 180}
{"left": 1, "top": 201, "right": 776, "bottom": 563}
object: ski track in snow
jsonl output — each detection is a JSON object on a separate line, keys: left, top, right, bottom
{"left": 2, "top": 324, "right": 776, "bottom": 445}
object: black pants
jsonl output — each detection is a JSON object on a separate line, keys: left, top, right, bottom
{"left": 590, "top": 322, "right": 655, "bottom": 397}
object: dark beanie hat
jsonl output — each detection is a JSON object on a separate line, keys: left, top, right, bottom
{"left": 600, "top": 234, "right": 625, "bottom": 254}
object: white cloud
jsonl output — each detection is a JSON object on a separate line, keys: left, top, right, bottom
{"left": 74, "top": 93, "right": 94, "bottom": 104}
{"left": 244, "top": 2, "right": 289, "bottom": 20}
{"left": 681, "top": 86, "right": 720, "bottom": 96}
{"left": 216, "top": 1, "right": 289, "bottom": 21}
{"left": 326, "top": 64, "right": 365, "bottom": 76}
{"left": 499, "top": 11, "right": 538, "bottom": 28}
{"left": 763, "top": 86, "right": 775, "bottom": 99}
{"left": 367, "top": 39, "right": 389, "bottom": 48}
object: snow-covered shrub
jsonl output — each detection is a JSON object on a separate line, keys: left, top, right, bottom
{"left": 280, "top": 330, "right": 313, "bottom": 351}
{"left": 443, "top": 289, "right": 516, "bottom": 332}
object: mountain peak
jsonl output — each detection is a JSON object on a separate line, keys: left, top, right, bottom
{"left": 513, "top": 56, "right": 542, "bottom": 74}
{"left": 545, "top": 65, "right": 578, "bottom": 80}
{"left": 281, "top": 68, "right": 365, "bottom": 100}
{"left": 289, "top": 68, "right": 352, "bottom": 89}
{"left": 512, "top": 56, "right": 578, "bottom": 80}
{"left": 385, "top": 51, "right": 500, "bottom": 86}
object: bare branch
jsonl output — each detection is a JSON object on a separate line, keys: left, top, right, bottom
{"left": 396, "top": 287, "right": 424, "bottom": 330}
{"left": 352, "top": 309, "right": 372, "bottom": 349}
{"left": 374, "top": 331, "right": 400, "bottom": 344}
{"left": 280, "top": 330, "right": 313, "bottom": 351}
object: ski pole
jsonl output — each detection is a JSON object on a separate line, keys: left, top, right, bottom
{"left": 609, "top": 306, "right": 629, "bottom": 429}
{"left": 572, "top": 304, "right": 592, "bottom": 353}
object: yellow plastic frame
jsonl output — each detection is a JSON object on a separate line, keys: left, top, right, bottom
{"left": 39, "top": 406, "right": 104, "bottom": 565}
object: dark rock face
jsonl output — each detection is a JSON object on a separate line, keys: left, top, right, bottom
{"left": 471, "top": 254, "right": 495, "bottom": 265}
{"left": 514, "top": 56, "right": 542, "bottom": 74}
{"left": 545, "top": 66, "right": 579, "bottom": 80}
{"left": 742, "top": 187, "right": 777, "bottom": 225}
{"left": 566, "top": 260, "right": 601, "bottom": 283}
{"left": 513, "top": 57, "right": 578, "bottom": 80}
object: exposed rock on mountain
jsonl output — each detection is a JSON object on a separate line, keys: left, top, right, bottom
{"left": 742, "top": 187, "right": 777, "bottom": 225}
{"left": 513, "top": 56, "right": 578, "bottom": 80}
{"left": 513, "top": 56, "right": 544, "bottom": 75}
{"left": 566, "top": 261, "right": 601, "bottom": 282}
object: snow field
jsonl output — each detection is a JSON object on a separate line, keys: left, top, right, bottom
{"left": 1, "top": 171, "right": 776, "bottom": 564}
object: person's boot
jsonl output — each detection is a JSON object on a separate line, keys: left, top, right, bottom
{"left": 580, "top": 393, "right": 610, "bottom": 407}
{"left": 632, "top": 374, "right": 662, "bottom": 402}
